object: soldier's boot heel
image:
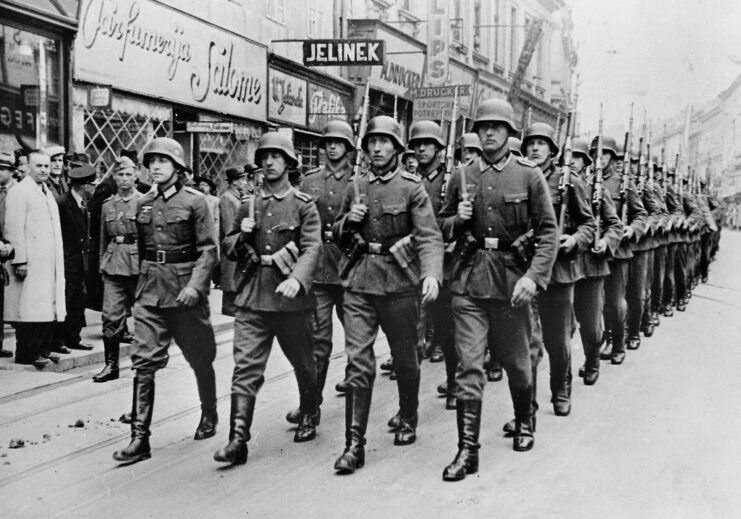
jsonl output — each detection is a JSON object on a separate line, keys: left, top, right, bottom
{"left": 285, "top": 408, "right": 301, "bottom": 425}
{"left": 112, "top": 437, "right": 151, "bottom": 464}
{"left": 334, "top": 388, "right": 372, "bottom": 475}
{"left": 194, "top": 367, "right": 218, "bottom": 440}
{"left": 213, "top": 394, "right": 254, "bottom": 466}
{"left": 113, "top": 375, "right": 154, "bottom": 464}
{"left": 393, "top": 414, "right": 417, "bottom": 446}
{"left": 442, "top": 400, "right": 481, "bottom": 482}
{"left": 513, "top": 420, "right": 534, "bottom": 452}
{"left": 93, "top": 338, "right": 119, "bottom": 383}
{"left": 294, "top": 412, "right": 318, "bottom": 443}
{"left": 194, "top": 407, "right": 218, "bottom": 440}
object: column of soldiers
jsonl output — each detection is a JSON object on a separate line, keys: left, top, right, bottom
{"left": 3, "top": 97, "right": 719, "bottom": 478}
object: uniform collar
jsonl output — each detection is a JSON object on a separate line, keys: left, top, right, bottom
{"left": 540, "top": 159, "right": 555, "bottom": 180}
{"left": 115, "top": 191, "right": 137, "bottom": 202}
{"left": 419, "top": 156, "right": 444, "bottom": 181}
{"left": 262, "top": 184, "right": 292, "bottom": 200}
{"left": 71, "top": 189, "right": 85, "bottom": 209}
{"left": 479, "top": 151, "right": 511, "bottom": 173}
{"left": 155, "top": 179, "right": 182, "bottom": 200}
{"left": 369, "top": 167, "right": 399, "bottom": 183}
{"left": 325, "top": 160, "right": 351, "bottom": 180}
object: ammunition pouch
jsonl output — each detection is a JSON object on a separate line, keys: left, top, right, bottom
{"left": 450, "top": 231, "right": 478, "bottom": 279}
{"left": 512, "top": 229, "right": 537, "bottom": 265}
{"left": 338, "top": 232, "right": 367, "bottom": 279}
{"left": 389, "top": 235, "right": 419, "bottom": 285}
{"left": 222, "top": 232, "right": 259, "bottom": 292}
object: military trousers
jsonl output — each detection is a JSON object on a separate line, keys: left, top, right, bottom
{"left": 626, "top": 250, "right": 649, "bottom": 337}
{"left": 430, "top": 285, "right": 457, "bottom": 388}
{"left": 651, "top": 246, "right": 667, "bottom": 313}
{"left": 311, "top": 284, "right": 344, "bottom": 402}
{"left": 662, "top": 243, "right": 678, "bottom": 306}
{"left": 131, "top": 302, "right": 216, "bottom": 378}
{"left": 573, "top": 276, "right": 606, "bottom": 365}
{"left": 231, "top": 308, "right": 317, "bottom": 414}
{"left": 604, "top": 258, "right": 629, "bottom": 351}
{"left": 674, "top": 243, "right": 688, "bottom": 300}
{"left": 531, "top": 283, "right": 574, "bottom": 406}
{"left": 700, "top": 233, "right": 712, "bottom": 279}
{"left": 451, "top": 295, "right": 532, "bottom": 421}
{"left": 101, "top": 274, "right": 137, "bottom": 339}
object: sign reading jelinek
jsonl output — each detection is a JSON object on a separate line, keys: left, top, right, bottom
{"left": 75, "top": 0, "right": 267, "bottom": 121}
{"left": 303, "top": 40, "right": 384, "bottom": 66}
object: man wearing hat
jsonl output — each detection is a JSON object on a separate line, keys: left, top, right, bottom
{"left": 214, "top": 132, "right": 321, "bottom": 466}
{"left": 332, "top": 115, "right": 443, "bottom": 475}
{"left": 591, "top": 137, "right": 647, "bottom": 365}
{"left": 507, "top": 136, "right": 523, "bottom": 158}
{"left": 113, "top": 137, "right": 219, "bottom": 464}
{"left": 53, "top": 165, "right": 98, "bottom": 352}
{"left": 438, "top": 100, "right": 557, "bottom": 481}
{"left": 283, "top": 120, "right": 354, "bottom": 427}
{"left": 219, "top": 167, "right": 248, "bottom": 316}
{"left": 571, "top": 138, "right": 623, "bottom": 386}
{"left": 401, "top": 148, "right": 418, "bottom": 175}
{"left": 93, "top": 156, "right": 144, "bottom": 382}
{"left": 0, "top": 152, "right": 17, "bottom": 358}
{"left": 45, "top": 145, "right": 69, "bottom": 200}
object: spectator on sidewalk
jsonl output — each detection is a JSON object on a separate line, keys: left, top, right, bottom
{"left": 54, "top": 165, "right": 97, "bottom": 352}
{"left": 45, "top": 145, "right": 69, "bottom": 200}
{"left": 0, "top": 152, "right": 17, "bottom": 358}
{"left": 13, "top": 149, "right": 28, "bottom": 182}
{"left": 3, "top": 150, "right": 66, "bottom": 368}
{"left": 218, "top": 167, "right": 246, "bottom": 316}
{"left": 93, "top": 156, "right": 143, "bottom": 382}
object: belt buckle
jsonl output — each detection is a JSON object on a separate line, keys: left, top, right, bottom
{"left": 260, "top": 255, "right": 273, "bottom": 266}
{"left": 484, "top": 237, "right": 500, "bottom": 250}
{"left": 156, "top": 250, "right": 166, "bottom": 264}
{"left": 323, "top": 231, "right": 333, "bottom": 242}
{"left": 115, "top": 236, "right": 125, "bottom": 244}
{"left": 368, "top": 242, "right": 382, "bottom": 254}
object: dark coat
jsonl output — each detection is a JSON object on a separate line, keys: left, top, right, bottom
{"left": 57, "top": 191, "right": 91, "bottom": 275}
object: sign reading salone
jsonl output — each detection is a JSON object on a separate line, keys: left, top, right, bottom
{"left": 75, "top": 0, "right": 268, "bottom": 121}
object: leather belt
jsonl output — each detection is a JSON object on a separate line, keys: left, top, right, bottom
{"left": 322, "top": 231, "right": 334, "bottom": 242}
{"left": 260, "top": 255, "right": 273, "bottom": 266}
{"left": 365, "top": 242, "right": 391, "bottom": 255}
{"left": 144, "top": 250, "right": 199, "bottom": 264}
{"left": 476, "top": 237, "right": 514, "bottom": 250}
{"left": 113, "top": 234, "right": 137, "bottom": 244}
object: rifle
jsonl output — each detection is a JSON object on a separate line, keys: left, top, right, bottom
{"left": 636, "top": 137, "right": 645, "bottom": 196}
{"left": 646, "top": 141, "right": 654, "bottom": 191}
{"left": 442, "top": 86, "right": 460, "bottom": 199}
{"left": 557, "top": 110, "right": 574, "bottom": 235}
{"left": 592, "top": 104, "right": 605, "bottom": 248}
{"left": 450, "top": 121, "right": 477, "bottom": 280}
{"left": 620, "top": 103, "right": 634, "bottom": 225}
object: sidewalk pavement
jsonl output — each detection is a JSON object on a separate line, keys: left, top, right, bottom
{"left": 0, "top": 290, "right": 235, "bottom": 374}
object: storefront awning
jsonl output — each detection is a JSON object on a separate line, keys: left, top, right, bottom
{"left": 1, "top": 0, "right": 80, "bottom": 30}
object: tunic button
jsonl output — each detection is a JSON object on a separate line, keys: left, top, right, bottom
{"left": 488, "top": 186, "right": 493, "bottom": 190}
{"left": 267, "top": 212, "right": 272, "bottom": 216}
{"left": 487, "top": 206, "right": 493, "bottom": 211}
{"left": 488, "top": 227, "right": 493, "bottom": 231}
{"left": 374, "top": 199, "right": 379, "bottom": 204}
{"left": 328, "top": 206, "right": 333, "bottom": 211}
{"left": 373, "top": 217, "right": 378, "bottom": 222}
{"left": 329, "top": 191, "right": 334, "bottom": 195}
{"left": 267, "top": 230, "right": 272, "bottom": 234}
{"left": 265, "top": 245, "right": 272, "bottom": 251}
{"left": 158, "top": 211, "right": 162, "bottom": 215}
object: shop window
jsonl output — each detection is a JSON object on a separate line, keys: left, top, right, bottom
{"left": 294, "top": 131, "right": 321, "bottom": 171}
{"left": 197, "top": 124, "right": 261, "bottom": 192}
{"left": 72, "top": 86, "right": 171, "bottom": 176}
{"left": 0, "top": 22, "right": 63, "bottom": 147}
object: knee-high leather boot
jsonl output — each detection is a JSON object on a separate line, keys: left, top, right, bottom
{"left": 113, "top": 374, "right": 154, "bottom": 463}
{"left": 286, "top": 359, "right": 328, "bottom": 427}
{"left": 334, "top": 388, "right": 372, "bottom": 474}
{"left": 394, "top": 372, "right": 419, "bottom": 446}
{"left": 194, "top": 366, "right": 218, "bottom": 440}
{"left": 442, "top": 400, "right": 482, "bottom": 481}
{"left": 93, "top": 337, "right": 120, "bottom": 382}
{"left": 213, "top": 394, "right": 255, "bottom": 465}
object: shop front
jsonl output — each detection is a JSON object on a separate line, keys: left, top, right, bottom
{"left": 72, "top": 0, "right": 267, "bottom": 183}
{"left": 0, "top": 0, "right": 79, "bottom": 152}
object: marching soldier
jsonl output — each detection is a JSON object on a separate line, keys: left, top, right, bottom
{"left": 571, "top": 139, "right": 622, "bottom": 385}
{"left": 696, "top": 179, "right": 718, "bottom": 283}
{"left": 661, "top": 166, "right": 685, "bottom": 315}
{"left": 113, "top": 138, "right": 218, "bottom": 464}
{"left": 214, "top": 133, "right": 321, "bottom": 466}
{"left": 438, "top": 100, "right": 558, "bottom": 481}
{"left": 93, "top": 156, "right": 143, "bottom": 382}
{"left": 508, "top": 137, "right": 523, "bottom": 157}
{"left": 592, "top": 137, "right": 647, "bottom": 365}
{"left": 332, "top": 115, "right": 443, "bottom": 474}
{"left": 284, "top": 121, "right": 354, "bottom": 425}
{"left": 520, "top": 123, "right": 596, "bottom": 417}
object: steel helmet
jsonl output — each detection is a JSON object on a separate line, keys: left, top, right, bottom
{"left": 615, "top": 142, "right": 625, "bottom": 160}
{"left": 590, "top": 136, "right": 618, "bottom": 159}
{"left": 255, "top": 132, "right": 299, "bottom": 168}
{"left": 408, "top": 120, "right": 445, "bottom": 148}
{"left": 362, "top": 115, "right": 405, "bottom": 152}
{"left": 571, "top": 138, "right": 592, "bottom": 166}
{"left": 521, "top": 122, "right": 558, "bottom": 155}
{"left": 319, "top": 120, "right": 355, "bottom": 151}
{"left": 508, "top": 137, "right": 523, "bottom": 156}
{"left": 460, "top": 133, "right": 483, "bottom": 153}
{"left": 472, "top": 99, "right": 519, "bottom": 134}
{"left": 143, "top": 137, "right": 186, "bottom": 168}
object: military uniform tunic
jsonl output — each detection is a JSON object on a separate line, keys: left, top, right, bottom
{"left": 437, "top": 152, "right": 558, "bottom": 420}
{"left": 100, "top": 192, "right": 142, "bottom": 339}
{"left": 225, "top": 184, "right": 321, "bottom": 414}
{"left": 130, "top": 180, "right": 218, "bottom": 375}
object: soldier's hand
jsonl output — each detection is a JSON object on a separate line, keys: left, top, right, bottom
{"left": 511, "top": 276, "right": 537, "bottom": 307}
{"left": 420, "top": 277, "right": 439, "bottom": 305}
{"left": 240, "top": 217, "right": 256, "bottom": 234}
{"left": 276, "top": 278, "right": 301, "bottom": 298}
{"left": 592, "top": 238, "right": 608, "bottom": 255}
{"left": 347, "top": 203, "right": 368, "bottom": 223}
{"left": 176, "top": 286, "right": 200, "bottom": 307}
{"left": 14, "top": 264, "right": 27, "bottom": 279}
{"left": 559, "top": 234, "right": 577, "bottom": 253}
{"left": 457, "top": 200, "right": 473, "bottom": 221}
{"left": 622, "top": 226, "right": 635, "bottom": 241}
